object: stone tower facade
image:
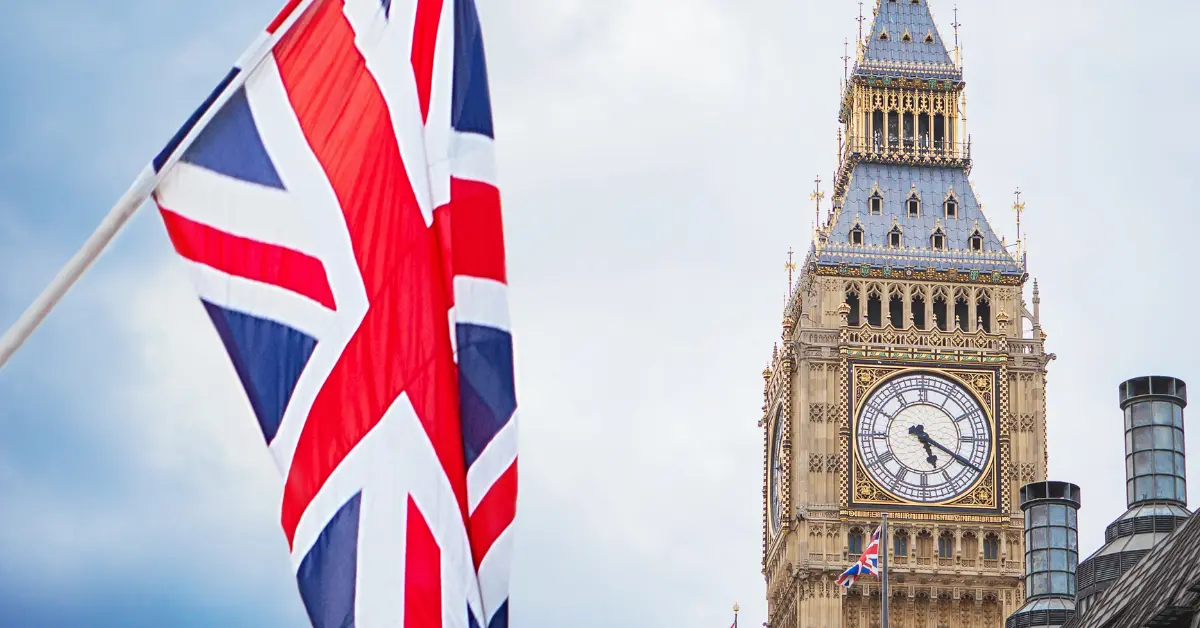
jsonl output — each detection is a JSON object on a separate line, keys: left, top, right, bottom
{"left": 761, "top": 2, "right": 1053, "bottom": 627}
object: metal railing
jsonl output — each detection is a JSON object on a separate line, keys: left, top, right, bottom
{"left": 843, "top": 133, "right": 971, "bottom": 162}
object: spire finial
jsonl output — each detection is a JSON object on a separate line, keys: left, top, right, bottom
{"left": 811, "top": 175, "right": 825, "bottom": 232}
{"left": 1012, "top": 187, "right": 1026, "bottom": 245}
{"left": 857, "top": 2, "right": 866, "bottom": 48}
{"left": 952, "top": 5, "right": 962, "bottom": 68}
{"left": 842, "top": 38, "right": 851, "bottom": 83}
{"left": 953, "top": 6, "right": 961, "bottom": 46}
{"left": 785, "top": 247, "right": 796, "bottom": 293}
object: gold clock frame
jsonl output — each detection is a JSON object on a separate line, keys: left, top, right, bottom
{"left": 843, "top": 362, "right": 1005, "bottom": 515}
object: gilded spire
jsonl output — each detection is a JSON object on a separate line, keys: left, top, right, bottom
{"left": 1012, "top": 187, "right": 1026, "bottom": 246}
{"left": 785, "top": 247, "right": 796, "bottom": 293}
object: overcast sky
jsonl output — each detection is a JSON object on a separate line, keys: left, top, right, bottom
{"left": 1, "top": 0, "right": 1199, "bottom": 626}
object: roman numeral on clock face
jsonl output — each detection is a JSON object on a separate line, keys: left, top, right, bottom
{"left": 878, "top": 452, "right": 894, "bottom": 464}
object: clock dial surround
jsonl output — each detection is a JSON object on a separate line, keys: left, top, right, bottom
{"left": 768, "top": 407, "right": 784, "bottom": 536}
{"left": 855, "top": 372, "right": 992, "bottom": 504}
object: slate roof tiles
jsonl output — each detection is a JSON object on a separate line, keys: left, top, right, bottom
{"left": 814, "top": 162, "right": 1023, "bottom": 275}
{"left": 856, "top": 0, "right": 961, "bottom": 80}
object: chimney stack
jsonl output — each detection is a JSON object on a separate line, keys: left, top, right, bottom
{"left": 1005, "top": 481, "right": 1081, "bottom": 628}
{"left": 1074, "top": 376, "right": 1191, "bottom": 615}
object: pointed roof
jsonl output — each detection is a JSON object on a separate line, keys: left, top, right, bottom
{"left": 811, "top": 163, "right": 1024, "bottom": 277}
{"left": 855, "top": 0, "right": 961, "bottom": 81}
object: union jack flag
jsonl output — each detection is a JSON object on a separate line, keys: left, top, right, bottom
{"left": 150, "top": 1, "right": 516, "bottom": 626}
{"left": 836, "top": 526, "right": 881, "bottom": 588}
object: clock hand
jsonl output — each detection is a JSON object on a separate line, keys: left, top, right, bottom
{"left": 922, "top": 435, "right": 984, "bottom": 473}
{"left": 908, "top": 425, "right": 939, "bottom": 467}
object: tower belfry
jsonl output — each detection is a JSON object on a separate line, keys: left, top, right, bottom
{"left": 761, "top": 2, "right": 1050, "bottom": 627}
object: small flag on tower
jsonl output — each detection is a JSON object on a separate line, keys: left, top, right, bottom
{"left": 836, "top": 525, "right": 882, "bottom": 588}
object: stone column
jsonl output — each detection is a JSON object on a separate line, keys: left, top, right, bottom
{"left": 967, "top": 287, "right": 978, "bottom": 332}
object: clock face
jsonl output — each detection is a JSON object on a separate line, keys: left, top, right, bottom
{"left": 856, "top": 372, "right": 992, "bottom": 503}
{"left": 768, "top": 407, "right": 784, "bottom": 535}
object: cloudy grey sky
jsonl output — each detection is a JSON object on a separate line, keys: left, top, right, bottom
{"left": 1, "top": 0, "right": 1199, "bottom": 626}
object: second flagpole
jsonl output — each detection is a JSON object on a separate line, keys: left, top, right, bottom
{"left": 880, "top": 512, "right": 889, "bottom": 627}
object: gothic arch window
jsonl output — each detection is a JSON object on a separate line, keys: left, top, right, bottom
{"left": 907, "top": 192, "right": 921, "bottom": 218}
{"left": 866, "top": 284, "right": 883, "bottom": 327}
{"left": 869, "top": 190, "right": 883, "bottom": 215}
{"left": 969, "top": 229, "right": 984, "bottom": 251}
{"left": 961, "top": 532, "right": 978, "bottom": 563}
{"left": 915, "top": 530, "right": 933, "bottom": 559}
{"left": 888, "top": 225, "right": 903, "bottom": 248}
{"left": 931, "top": 227, "right": 946, "bottom": 250}
{"left": 944, "top": 194, "right": 958, "bottom": 219}
{"left": 983, "top": 534, "right": 1000, "bottom": 560}
{"left": 937, "top": 531, "right": 954, "bottom": 558}
{"left": 848, "top": 527, "right": 865, "bottom": 556}
{"left": 845, "top": 284, "right": 861, "bottom": 326}
{"left": 977, "top": 289, "right": 992, "bottom": 333}
{"left": 889, "top": 286, "right": 904, "bottom": 328}
{"left": 893, "top": 530, "right": 910, "bottom": 557}
{"left": 850, "top": 224, "right": 864, "bottom": 245}
{"left": 911, "top": 288, "right": 927, "bottom": 330}
{"left": 954, "top": 289, "right": 969, "bottom": 331}
{"left": 932, "top": 289, "right": 949, "bottom": 331}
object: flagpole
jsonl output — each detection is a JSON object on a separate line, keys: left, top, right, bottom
{"left": 0, "top": 0, "right": 318, "bottom": 372}
{"left": 880, "top": 512, "right": 889, "bottom": 627}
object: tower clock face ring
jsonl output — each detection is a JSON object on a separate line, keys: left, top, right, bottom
{"left": 856, "top": 372, "right": 992, "bottom": 503}
{"left": 768, "top": 407, "right": 785, "bottom": 536}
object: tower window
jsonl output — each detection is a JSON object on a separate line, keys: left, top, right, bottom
{"left": 916, "top": 531, "right": 933, "bottom": 558}
{"left": 924, "top": 31, "right": 934, "bottom": 43}
{"left": 911, "top": 292, "right": 926, "bottom": 329}
{"left": 937, "top": 532, "right": 954, "bottom": 559}
{"left": 933, "top": 294, "right": 948, "bottom": 330}
{"left": 848, "top": 528, "right": 865, "bottom": 556}
{"left": 983, "top": 534, "right": 1000, "bottom": 560}
{"left": 867, "top": 292, "right": 883, "bottom": 327}
{"left": 846, "top": 290, "right": 860, "bottom": 326}
{"left": 850, "top": 225, "right": 864, "bottom": 245}
{"left": 945, "top": 199, "right": 957, "bottom": 219}
{"left": 888, "top": 227, "right": 902, "bottom": 248}
{"left": 977, "top": 294, "right": 992, "bottom": 333}
{"left": 907, "top": 196, "right": 920, "bottom": 217}
{"left": 901, "top": 30, "right": 912, "bottom": 42}
{"left": 931, "top": 229, "right": 945, "bottom": 250}
{"left": 889, "top": 292, "right": 903, "bottom": 328}
{"left": 955, "top": 295, "right": 969, "bottom": 331}
{"left": 969, "top": 230, "right": 984, "bottom": 251}
{"left": 893, "top": 531, "right": 909, "bottom": 557}
{"left": 869, "top": 193, "right": 883, "bottom": 215}
{"left": 879, "top": 29, "right": 889, "bottom": 41}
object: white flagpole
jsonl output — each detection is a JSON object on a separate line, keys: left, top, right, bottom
{"left": 0, "top": 0, "right": 318, "bottom": 371}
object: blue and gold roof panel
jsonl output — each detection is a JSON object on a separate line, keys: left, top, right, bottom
{"left": 855, "top": 0, "right": 960, "bottom": 80}
{"left": 815, "top": 162, "right": 1023, "bottom": 276}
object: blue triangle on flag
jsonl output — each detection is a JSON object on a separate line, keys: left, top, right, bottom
{"left": 452, "top": 0, "right": 494, "bottom": 138}
{"left": 297, "top": 492, "right": 361, "bottom": 628}
{"left": 181, "top": 86, "right": 286, "bottom": 190}
{"left": 201, "top": 301, "right": 316, "bottom": 444}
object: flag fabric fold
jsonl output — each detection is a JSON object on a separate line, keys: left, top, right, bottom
{"left": 836, "top": 525, "right": 882, "bottom": 588}
{"left": 150, "top": 0, "right": 516, "bottom": 626}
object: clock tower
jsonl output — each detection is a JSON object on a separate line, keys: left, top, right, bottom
{"left": 761, "top": 2, "right": 1052, "bottom": 627}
